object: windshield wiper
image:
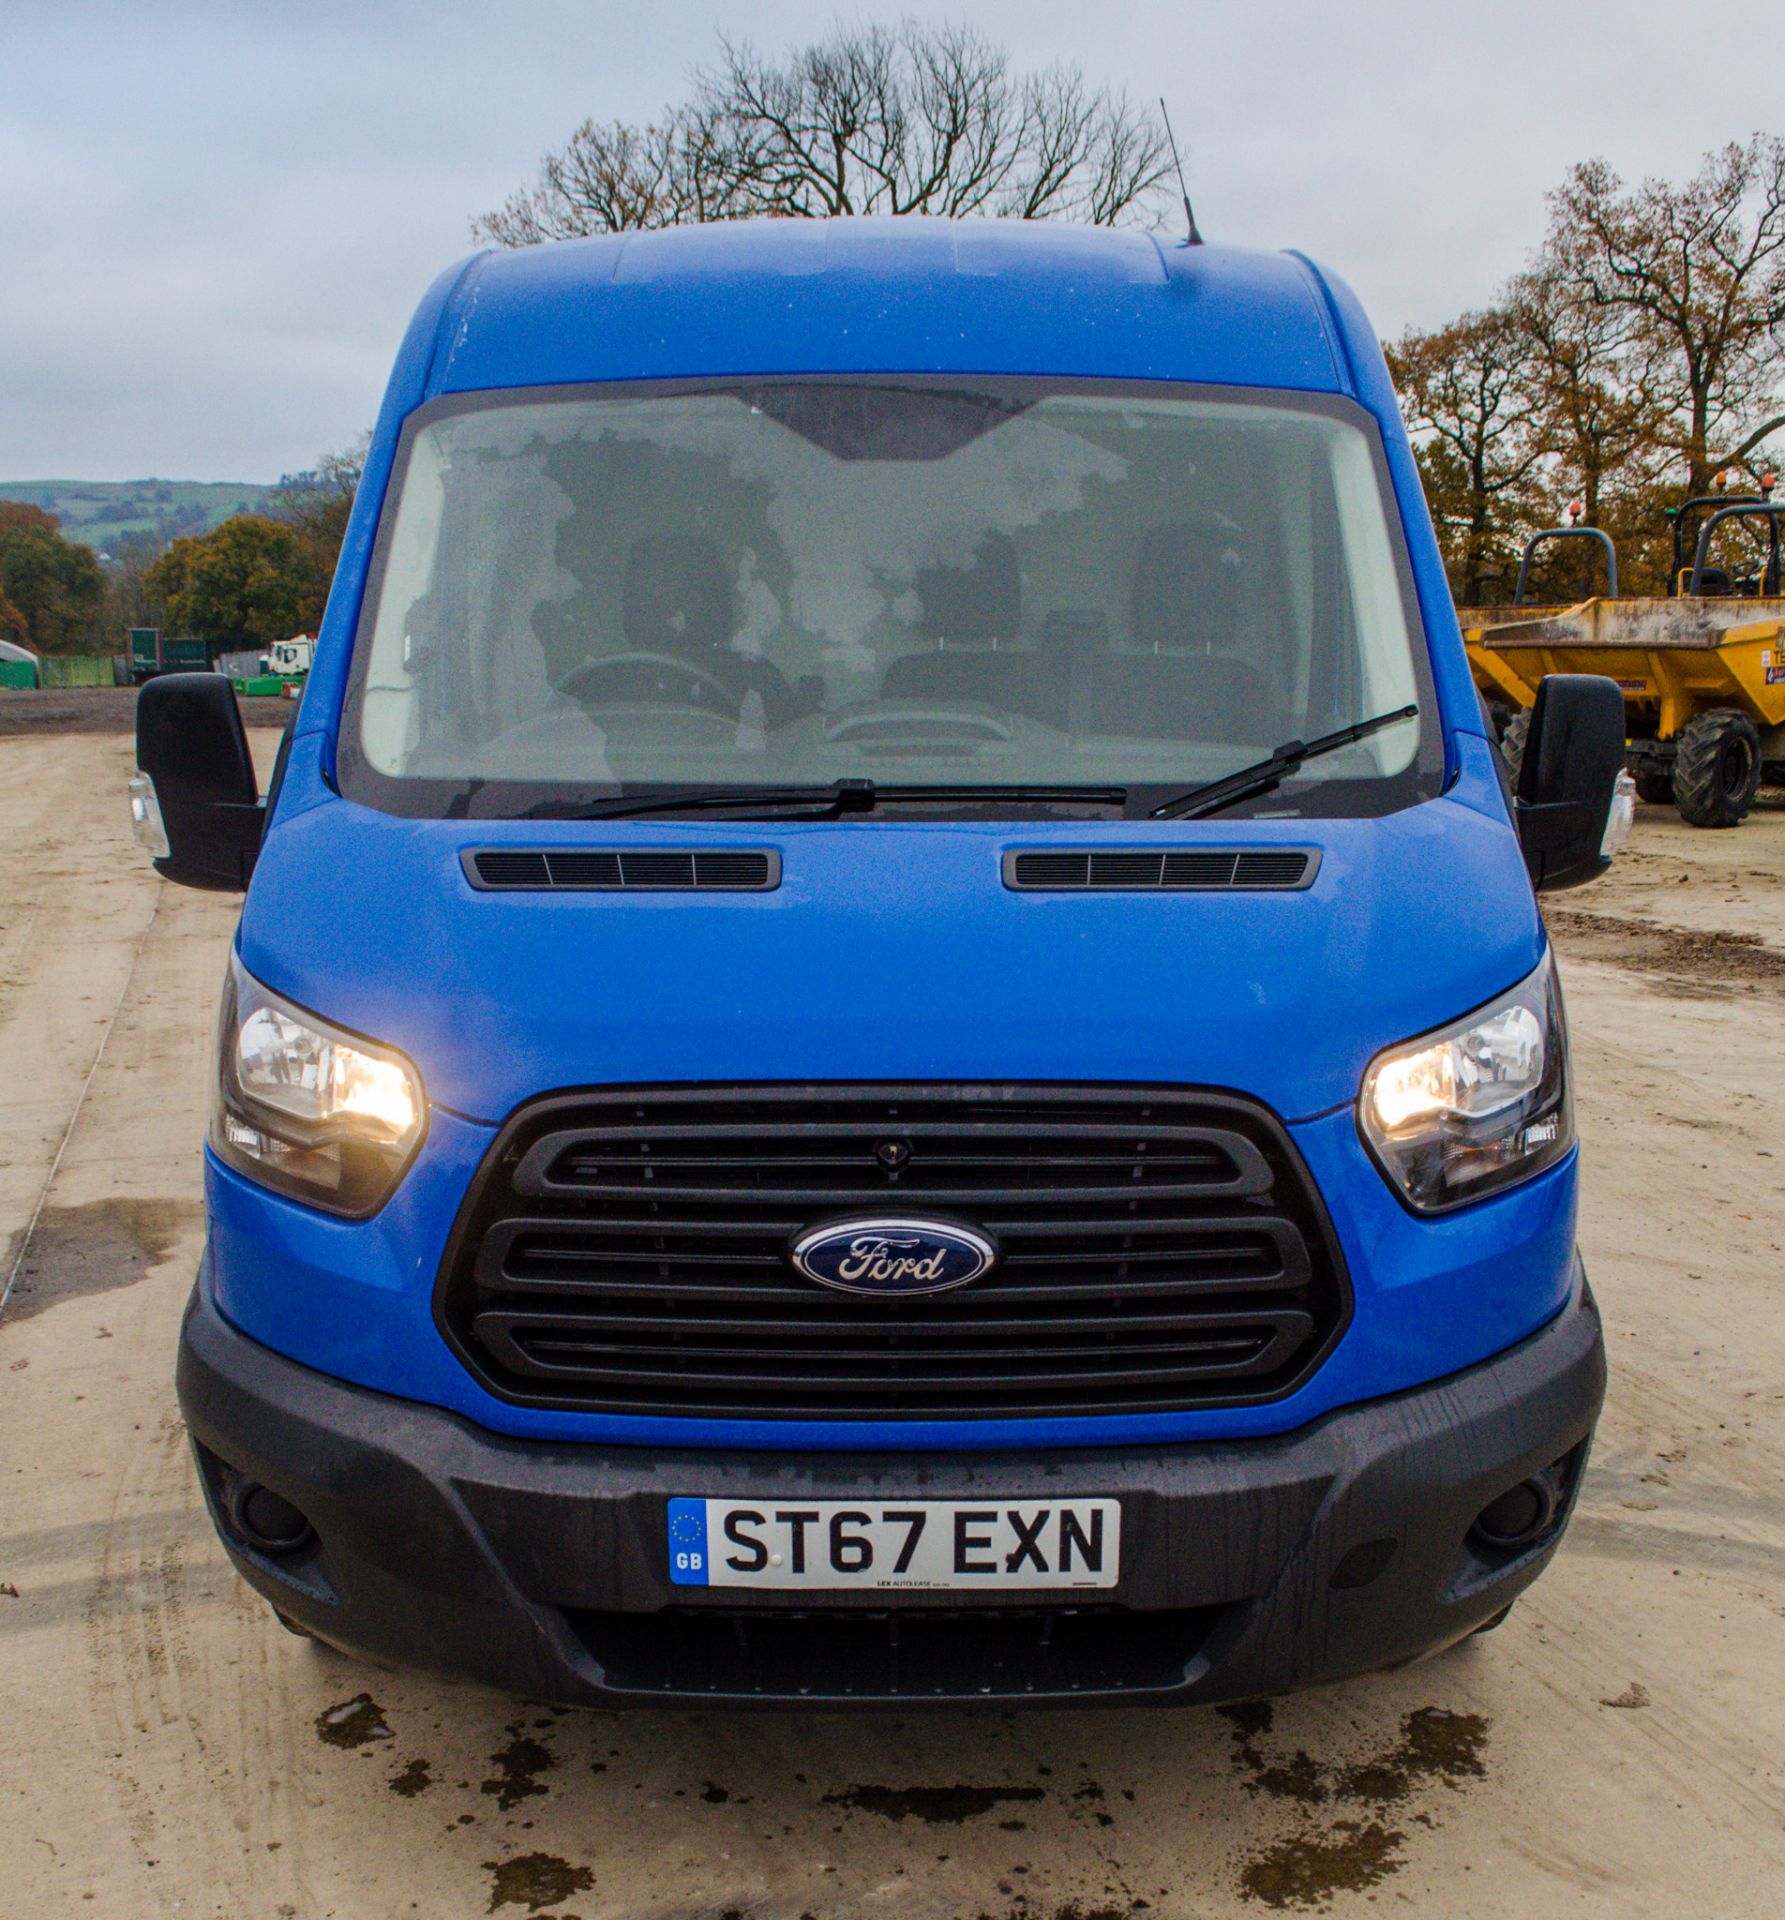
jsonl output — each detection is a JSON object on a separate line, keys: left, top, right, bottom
{"left": 521, "top": 782, "right": 861, "bottom": 821}
{"left": 1149, "top": 705, "right": 1419, "bottom": 821}
{"left": 520, "top": 780, "right": 1130, "bottom": 822}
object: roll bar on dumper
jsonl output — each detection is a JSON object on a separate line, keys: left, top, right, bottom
{"left": 1460, "top": 490, "right": 1785, "bottom": 828}
{"left": 1669, "top": 493, "right": 1783, "bottom": 598}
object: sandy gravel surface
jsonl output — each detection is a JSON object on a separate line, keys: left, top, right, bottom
{"left": 1, "top": 738, "right": 1781, "bottom": 1918}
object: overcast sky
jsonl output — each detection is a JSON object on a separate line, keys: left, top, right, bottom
{"left": 3, "top": 0, "right": 1776, "bottom": 482}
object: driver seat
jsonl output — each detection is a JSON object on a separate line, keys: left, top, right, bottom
{"left": 598, "top": 533, "right": 795, "bottom": 720}
{"left": 1116, "top": 520, "right": 1281, "bottom": 746}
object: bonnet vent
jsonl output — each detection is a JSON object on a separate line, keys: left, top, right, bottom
{"left": 1004, "top": 849, "right": 1318, "bottom": 892}
{"left": 465, "top": 850, "right": 779, "bottom": 892}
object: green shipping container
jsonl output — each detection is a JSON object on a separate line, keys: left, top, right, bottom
{"left": 0, "top": 660, "right": 38, "bottom": 690}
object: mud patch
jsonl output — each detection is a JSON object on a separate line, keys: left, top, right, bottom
{"left": 822, "top": 1783, "right": 1047, "bottom": 1824}
{"left": 1218, "top": 1700, "right": 1275, "bottom": 1742}
{"left": 1548, "top": 909, "right": 1785, "bottom": 988}
{"left": 1240, "top": 1820, "right": 1405, "bottom": 1907}
{"left": 482, "top": 1725, "right": 557, "bottom": 1811}
{"left": 1336, "top": 1707, "right": 1487, "bottom": 1805}
{"left": 1244, "top": 1749, "right": 1330, "bottom": 1807}
{"left": 976, "top": 1908, "right": 1145, "bottom": 1920}
{"left": 315, "top": 1693, "right": 394, "bottom": 1750}
{"left": 484, "top": 1852, "right": 593, "bottom": 1913}
{"left": 1228, "top": 1708, "right": 1488, "bottom": 1908}
{"left": 1, "top": 1196, "right": 199, "bottom": 1322}
{"left": 389, "top": 1757, "right": 434, "bottom": 1797}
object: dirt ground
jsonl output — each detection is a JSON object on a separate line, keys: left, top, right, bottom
{"left": 0, "top": 686, "right": 296, "bottom": 736}
{"left": 2, "top": 731, "right": 1782, "bottom": 1919}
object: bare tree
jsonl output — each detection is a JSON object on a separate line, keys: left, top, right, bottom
{"left": 474, "top": 21, "right": 1171, "bottom": 245}
{"left": 475, "top": 112, "right": 753, "bottom": 242}
{"left": 1540, "top": 137, "right": 1785, "bottom": 493}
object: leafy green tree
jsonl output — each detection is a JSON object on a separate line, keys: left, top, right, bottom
{"left": 0, "top": 502, "right": 105, "bottom": 653}
{"left": 146, "top": 515, "right": 314, "bottom": 649}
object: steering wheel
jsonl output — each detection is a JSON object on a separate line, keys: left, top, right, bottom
{"left": 555, "top": 650, "right": 738, "bottom": 712}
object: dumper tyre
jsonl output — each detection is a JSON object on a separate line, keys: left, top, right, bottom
{"left": 1673, "top": 708, "right": 1762, "bottom": 827}
{"left": 1498, "top": 709, "right": 1531, "bottom": 791}
{"left": 1634, "top": 765, "right": 1675, "bottom": 805}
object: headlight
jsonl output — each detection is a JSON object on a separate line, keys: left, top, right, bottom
{"left": 211, "top": 955, "right": 425, "bottom": 1216}
{"left": 1358, "top": 953, "right": 1572, "bottom": 1212}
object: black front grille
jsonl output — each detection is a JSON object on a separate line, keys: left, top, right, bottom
{"left": 437, "top": 1084, "right": 1349, "bottom": 1420}
{"left": 568, "top": 1603, "right": 1224, "bottom": 1700}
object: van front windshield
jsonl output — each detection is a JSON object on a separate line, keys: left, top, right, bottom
{"left": 342, "top": 380, "right": 1435, "bottom": 819}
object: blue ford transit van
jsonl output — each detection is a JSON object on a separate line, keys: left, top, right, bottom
{"left": 138, "top": 218, "right": 1632, "bottom": 1707}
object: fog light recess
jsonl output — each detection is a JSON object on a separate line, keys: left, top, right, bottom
{"left": 230, "top": 1481, "right": 315, "bottom": 1555}
{"left": 1472, "top": 1472, "right": 1561, "bottom": 1551}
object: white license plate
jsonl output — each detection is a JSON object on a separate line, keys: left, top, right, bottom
{"left": 667, "top": 1498, "right": 1120, "bottom": 1591}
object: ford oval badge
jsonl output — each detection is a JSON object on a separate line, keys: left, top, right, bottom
{"left": 791, "top": 1218, "right": 996, "bottom": 1296}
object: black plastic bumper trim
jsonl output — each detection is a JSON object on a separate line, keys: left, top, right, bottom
{"left": 177, "top": 1265, "right": 1604, "bottom": 1709}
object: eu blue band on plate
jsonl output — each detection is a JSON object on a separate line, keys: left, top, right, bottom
{"left": 668, "top": 1498, "right": 710, "bottom": 1586}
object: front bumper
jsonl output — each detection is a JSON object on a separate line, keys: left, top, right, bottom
{"left": 177, "top": 1265, "right": 1605, "bottom": 1708}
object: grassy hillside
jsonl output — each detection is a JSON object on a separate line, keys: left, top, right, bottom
{"left": 0, "top": 479, "right": 275, "bottom": 552}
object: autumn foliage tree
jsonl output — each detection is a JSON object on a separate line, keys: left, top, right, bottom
{"left": 0, "top": 585, "right": 29, "bottom": 651}
{"left": 140, "top": 438, "right": 365, "bottom": 649}
{"left": 146, "top": 516, "right": 317, "bottom": 650}
{"left": 1544, "top": 137, "right": 1785, "bottom": 497}
{"left": 1385, "top": 310, "right": 1548, "bottom": 603}
{"left": 475, "top": 22, "right": 1170, "bottom": 242}
{"left": 0, "top": 502, "right": 105, "bottom": 654}
{"left": 1392, "top": 136, "right": 1785, "bottom": 603}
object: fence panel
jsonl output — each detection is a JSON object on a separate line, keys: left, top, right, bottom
{"left": 40, "top": 655, "right": 117, "bottom": 689}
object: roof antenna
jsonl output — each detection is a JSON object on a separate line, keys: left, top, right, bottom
{"left": 1159, "top": 99, "right": 1204, "bottom": 246}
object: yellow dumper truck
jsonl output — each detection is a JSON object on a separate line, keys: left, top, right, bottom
{"left": 1462, "top": 492, "right": 1785, "bottom": 827}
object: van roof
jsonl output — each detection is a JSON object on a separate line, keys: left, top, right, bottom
{"left": 424, "top": 217, "right": 1351, "bottom": 400}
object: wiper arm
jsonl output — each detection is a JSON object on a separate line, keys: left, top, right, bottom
{"left": 522, "top": 782, "right": 864, "bottom": 822}
{"left": 523, "top": 780, "right": 1129, "bottom": 822}
{"left": 1149, "top": 705, "right": 1419, "bottom": 821}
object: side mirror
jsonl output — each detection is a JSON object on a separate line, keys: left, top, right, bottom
{"left": 132, "top": 674, "right": 265, "bottom": 892}
{"left": 1515, "top": 674, "right": 1630, "bottom": 892}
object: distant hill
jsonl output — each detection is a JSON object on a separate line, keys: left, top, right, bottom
{"left": 0, "top": 479, "right": 276, "bottom": 553}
